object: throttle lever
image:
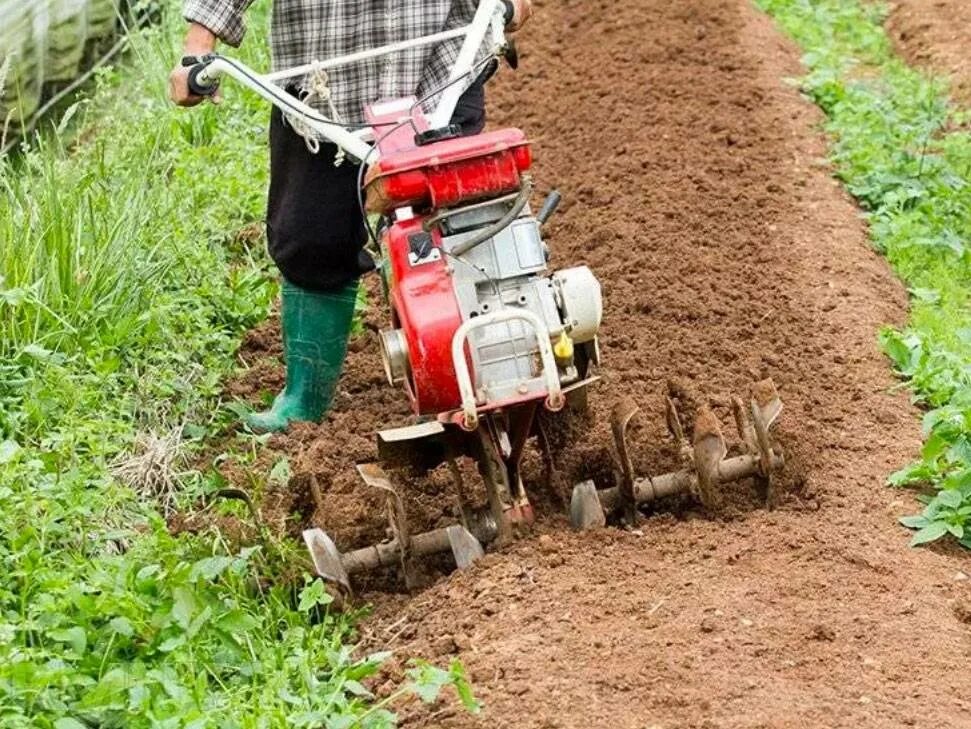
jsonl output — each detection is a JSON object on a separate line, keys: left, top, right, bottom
{"left": 537, "top": 190, "right": 562, "bottom": 226}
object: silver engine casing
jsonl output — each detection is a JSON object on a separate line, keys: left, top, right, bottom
{"left": 438, "top": 202, "right": 602, "bottom": 404}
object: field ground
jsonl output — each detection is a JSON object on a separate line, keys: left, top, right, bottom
{"left": 6, "top": 0, "right": 971, "bottom": 725}
{"left": 221, "top": 0, "right": 970, "bottom": 726}
{"left": 889, "top": 0, "right": 971, "bottom": 103}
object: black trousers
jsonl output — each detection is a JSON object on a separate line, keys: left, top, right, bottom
{"left": 266, "top": 80, "right": 487, "bottom": 292}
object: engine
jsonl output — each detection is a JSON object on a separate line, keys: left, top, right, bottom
{"left": 364, "top": 119, "right": 602, "bottom": 427}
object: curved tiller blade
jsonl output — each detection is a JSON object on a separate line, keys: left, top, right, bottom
{"left": 751, "top": 378, "right": 782, "bottom": 429}
{"left": 447, "top": 525, "right": 485, "bottom": 569}
{"left": 692, "top": 406, "right": 727, "bottom": 512}
{"left": 570, "top": 479, "right": 607, "bottom": 530}
{"left": 749, "top": 378, "right": 784, "bottom": 509}
{"left": 302, "top": 528, "right": 351, "bottom": 594}
{"left": 611, "top": 397, "right": 641, "bottom": 524}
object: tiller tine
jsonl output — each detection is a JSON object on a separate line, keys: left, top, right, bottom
{"left": 303, "top": 527, "right": 351, "bottom": 593}
{"left": 733, "top": 378, "right": 784, "bottom": 507}
{"left": 692, "top": 406, "right": 727, "bottom": 512}
{"left": 611, "top": 398, "right": 641, "bottom": 525}
{"left": 569, "top": 378, "right": 786, "bottom": 529}
{"left": 303, "top": 463, "right": 495, "bottom": 594}
{"left": 570, "top": 480, "right": 607, "bottom": 529}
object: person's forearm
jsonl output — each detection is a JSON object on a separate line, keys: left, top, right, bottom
{"left": 183, "top": 0, "right": 252, "bottom": 47}
{"left": 184, "top": 22, "right": 218, "bottom": 54}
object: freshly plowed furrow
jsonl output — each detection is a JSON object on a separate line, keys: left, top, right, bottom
{"left": 357, "top": 1, "right": 969, "bottom": 726}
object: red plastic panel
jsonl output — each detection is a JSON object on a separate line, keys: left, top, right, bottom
{"left": 366, "top": 129, "right": 532, "bottom": 213}
{"left": 384, "top": 217, "right": 465, "bottom": 415}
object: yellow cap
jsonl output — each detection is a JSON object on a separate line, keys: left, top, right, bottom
{"left": 554, "top": 331, "right": 574, "bottom": 361}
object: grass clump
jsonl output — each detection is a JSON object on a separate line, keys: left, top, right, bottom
{"left": 756, "top": 0, "right": 971, "bottom": 549}
{"left": 0, "top": 2, "right": 475, "bottom": 726}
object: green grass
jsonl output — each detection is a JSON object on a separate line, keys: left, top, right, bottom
{"left": 756, "top": 0, "right": 971, "bottom": 549}
{"left": 0, "top": 3, "right": 474, "bottom": 726}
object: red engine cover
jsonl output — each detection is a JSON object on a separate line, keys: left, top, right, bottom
{"left": 365, "top": 128, "right": 532, "bottom": 214}
{"left": 364, "top": 102, "right": 531, "bottom": 415}
{"left": 384, "top": 217, "right": 464, "bottom": 415}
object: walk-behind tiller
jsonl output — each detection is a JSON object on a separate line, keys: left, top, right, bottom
{"left": 187, "top": 0, "right": 786, "bottom": 595}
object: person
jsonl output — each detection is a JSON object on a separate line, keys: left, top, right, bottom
{"left": 169, "top": 0, "right": 531, "bottom": 433}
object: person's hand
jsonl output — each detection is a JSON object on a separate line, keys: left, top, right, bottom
{"left": 169, "top": 23, "right": 220, "bottom": 107}
{"left": 169, "top": 64, "right": 221, "bottom": 106}
{"left": 505, "top": 0, "right": 532, "bottom": 31}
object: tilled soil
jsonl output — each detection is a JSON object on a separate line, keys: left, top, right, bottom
{"left": 888, "top": 0, "right": 971, "bottom": 104}
{"left": 223, "top": 0, "right": 971, "bottom": 726}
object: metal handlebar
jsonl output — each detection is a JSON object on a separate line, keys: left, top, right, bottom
{"left": 180, "top": 0, "right": 508, "bottom": 163}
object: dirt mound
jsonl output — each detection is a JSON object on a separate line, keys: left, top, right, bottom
{"left": 888, "top": 0, "right": 971, "bottom": 105}
{"left": 216, "top": 0, "right": 970, "bottom": 724}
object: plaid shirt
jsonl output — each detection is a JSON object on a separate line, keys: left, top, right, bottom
{"left": 183, "top": 0, "right": 484, "bottom": 123}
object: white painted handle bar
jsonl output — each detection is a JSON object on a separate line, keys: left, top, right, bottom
{"left": 190, "top": 0, "right": 507, "bottom": 163}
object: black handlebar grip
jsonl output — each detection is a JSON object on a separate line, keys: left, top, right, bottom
{"left": 187, "top": 65, "right": 218, "bottom": 96}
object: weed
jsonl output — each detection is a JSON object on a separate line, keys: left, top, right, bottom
{"left": 0, "top": 3, "right": 472, "bottom": 726}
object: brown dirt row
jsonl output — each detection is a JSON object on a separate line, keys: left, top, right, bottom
{"left": 888, "top": 0, "right": 971, "bottom": 105}
{"left": 213, "top": 0, "right": 971, "bottom": 726}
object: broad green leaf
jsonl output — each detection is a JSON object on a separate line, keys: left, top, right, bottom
{"left": 48, "top": 626, "right": 87, "bottom": 655}
{"left": 898, "top": 515, "right": 928, "bottom": 529}
{"left": 189, "top": 555, "right": 234, "bottom": 582}
{"left": 268, "top": 457, "right": 291, "bottom": 486}
{"left": 54, "top": 719, "right": 88, "bottom": 729}
{"left": 216, "top": 609, "right": 259, "bottom": 633}
{"left": 109, "top": 617, "right": 134, "bottom": 637}
{"left": 936, "top": 489, "right": 963, "bottom": 509}
{"left": 343, "top": 679, "right": 372, "bottom": 697}
{"left": 171, "top": 586, "right": 198, "bottom": 628}
{"left": 408, "top": 662, "right": 452, "bottom": 704}
{"left": 157, "top": 635, "right": 186, "bottom": 653}
{"left": 0, "top": 440, "right": 21, "bottom": 464}
{"left": 910, "top": 521, "right": 949, "bottom": 546}
{"left": 0, "top": 286, "right": 27, "bottom": 307}
{"left": 346, "top": 651, "right": 392, "bottom": 681}
{"left": 297, "top": 580, "right": 333, "bottom": 612}
{"left": 21, "top": 344, "right": 53, "bottom": 361}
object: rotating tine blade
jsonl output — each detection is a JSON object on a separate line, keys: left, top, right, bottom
{"left": 611, "top": 398, "right": 641, "bottom": 525}
{"left": 303, "top": 527, "right": 351, "bottom": 595}
{"left": 751, "top": 378, "right": 783, "bottom": 430}
{"left": 447, "top": 524, "right": 485, "bottom": 569}
{"left": 357, "top": 463, "right": 416, "bottom": 587}
{"left": 692, "top": 406, "right": 727, "bottom": 511}
{"left": 665, "top": 396, "right": 687, "bottom": 447}
{"left": 749, "top": 378, "right": 784, "bottom": 509}
{"left": 570, "top": 479, "right": 607, "bottom": 530}
{"left": 731, "top": 396, "right": 757, "bottom": 452}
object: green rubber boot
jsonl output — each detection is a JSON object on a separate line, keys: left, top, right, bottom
{"left": 245, "top": 280, "right": 358, "bottom": 433}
